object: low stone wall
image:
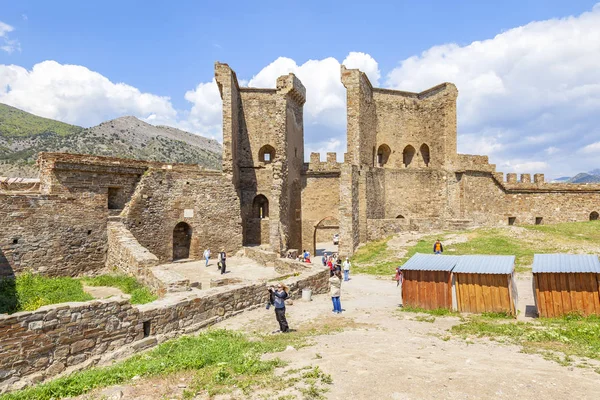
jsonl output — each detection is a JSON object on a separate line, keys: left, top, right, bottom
{"left": 366, "top": 218, "right": 410, "bottom": 241}
{"left": 106, "top": 220, "right": 167, "bottom": 294}
{"left": 242, "top": 246, "right": 314, "bottom": 274}
{"left": 0, "top": 266, "right": 329, "bottom": 393}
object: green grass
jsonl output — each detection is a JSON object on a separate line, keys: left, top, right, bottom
{"left": 0, "top": 273, "right": 156, "bottom": 314}
{"left": 0, "top": 273, "right": 93, "bottom": 314}
{"left": 452, "top": 313, "right": 600, "bottom": 361}
{"left": 400, "top": 305, "right": 460, "bottom": 317}
{"left": 0, "top": 327, "right": 334, "bottom": 400}
{"left": 351, "top": 221, "right": 600, "bottom": 276}
{"left": 81, "top": 274, "right": 157, "bottom": 304}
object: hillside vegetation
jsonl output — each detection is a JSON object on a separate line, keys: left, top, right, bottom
{"left": 0, "top": 104, "right": 222, "bottom": 177}
{"left": 351, "top": 221, "right": 600, "bottom": 275}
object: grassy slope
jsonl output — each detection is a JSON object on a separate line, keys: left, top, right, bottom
{"left": 351, "top": 221, "right": 600, "bottom": 276}
{"left": 0, "top": 104, "right": 83, "bottom": 138}
{"left": 0, "top": 273, "right": 155, "bottom": 314}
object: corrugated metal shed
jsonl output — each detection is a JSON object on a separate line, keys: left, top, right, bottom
{"left": 453, "top": 255, "right": 515, "bottom": 275}
{"left": 532, "top": 254, "right": 600, "bottom": 273}
{"left": 401, "top": 253, "right": 460, "bottom": 272}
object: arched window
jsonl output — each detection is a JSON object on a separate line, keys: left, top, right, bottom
{"left": 420, "top": 143, "right": 430, "bottom": 167}
{"left": 253, "top": 195, "right": 269, "bottom": 218}
{"left": 259, "top": 145, "right": 275, "bottom": 163}
{"left": 377, "top": 144, "right": 391, "bottom": 167}
{"left": 403, "top": 145, "right": 416, "bottom": 168}
{"left": 396, "top": 215, "right": 405, "bottom": 219}
{"left": 173, "top": 222, "right": 192, "bottom": 260}
{"left": 590, "top": 211, "right": 599, "bottom": 221}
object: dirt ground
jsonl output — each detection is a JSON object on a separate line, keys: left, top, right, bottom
{"left": 81, "top": 274, "right": 599, "bottom": 400}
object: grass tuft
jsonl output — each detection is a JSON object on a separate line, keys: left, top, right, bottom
{"left": 452, "top": 313, "right": 600, "bottom": 362}
{"left": 0, "top": 325, "right": 340, "bottom": 400}
{"left": 0, "top": 273, "right": 93, "bottom": 314}
{"left": 81, "top": 274, "right": 157, "bottom": 304}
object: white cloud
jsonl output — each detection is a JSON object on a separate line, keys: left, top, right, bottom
{"left": 386, "top": 4, "right": 600, "bottom": 177}
{"left": 0, "top": 61, "right": 177, "bottom": 127}
{"left": 246, "top": 52, "right": 380, "bottom": 129}
{"left": 0, "top": 21, "right": 20, "bottom": 53}
{"left": 501, "top": 160, "right": 549, "bottom": 173}
{"left": 580, "top": 142, "right": 600, "bottom": 154}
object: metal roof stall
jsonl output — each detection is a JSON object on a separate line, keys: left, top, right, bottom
{"left": 400, "top": 253, "right": 460, "bottom": 310}
{"left": 532, "top": 254, "right": 600, "bottom": 318}
{"left": 453, "top": 255, "right": 517, "bottom": 315}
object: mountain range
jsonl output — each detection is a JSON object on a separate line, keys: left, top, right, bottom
{"left": 551, "top": 170, "right": 600, "bottom": 183}
{"left": 0, "top": 103, "right": 222, "bottom": 178}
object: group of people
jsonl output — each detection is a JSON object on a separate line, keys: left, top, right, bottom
{"left": 268, "top": 239, "right": 445, "bottom": 331}
{"left": 322, "top": 253, "right": 351, "bottom": 281}
{"left": 286, "top": 249, "right": 312, "bottom": 263}
{"left": 202, "top": 248, "right": 228, "bottom": 275}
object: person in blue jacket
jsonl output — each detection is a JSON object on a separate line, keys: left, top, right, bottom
{"left": 268, "top": 283, "right": 290, "bottom": 333}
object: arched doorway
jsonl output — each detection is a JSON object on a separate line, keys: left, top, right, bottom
{"left": 377, "top": 144, "right": 391, "bottom": 167}
{"left": 313, "top": 216, "right": 339, "bottom": 257}
{"left": 253, "top": 195, "right": 269, "bottom": 219}
{"left": 420, "top": 143, "right": 430, "bottom": 167}
{"left": 173, "top": 222, "right": 192, "bottom": 260}
{"left": 591, "top": 211, "right": 599, "bottom": 221}
{"left": 403, "top": 145, "right": 416, "bottom": 168}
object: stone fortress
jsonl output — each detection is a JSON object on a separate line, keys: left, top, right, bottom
{"left": 3, "top": 61, "right": 600, "bottom": 391}
{"left": 3, "top": 61, "right": 600, "bottom": 279}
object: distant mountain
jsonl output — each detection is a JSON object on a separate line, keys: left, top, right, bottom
{"left": 0, "top": 104, "right": 222, "bottom": 177}
{"left": 551, "top": 170, "right": 600, "bottom": 183}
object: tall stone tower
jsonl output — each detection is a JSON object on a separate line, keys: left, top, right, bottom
{"left": 215, "top": 62, "right": 306, "bottom": 254}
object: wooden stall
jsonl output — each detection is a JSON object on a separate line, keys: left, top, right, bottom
{"left": 533, "top": 254, "right": 600, "bottom": 318}
{"left": 400, "top": 253, "right": 459, "bottom": 310}
{"left": 453, "top": 255, "right": 517, "bottom": 315}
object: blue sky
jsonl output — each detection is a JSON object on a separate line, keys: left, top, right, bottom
{"left": 1, "top": 0, "right": 600, "bottom": 178}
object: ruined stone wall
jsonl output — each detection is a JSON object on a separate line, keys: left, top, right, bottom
{"left": 341, "top": 66, "right": 377, "bottom": 167}
{"left": 370, "top": 84, "right": 458, "bottom": 169}
{"left": 300, "top": 153, "right": 341, "bottom": 253}
{"left": 0, "top": 267, "right": 330, "bottom": 391}
{"left": 381, "top": 169, "right": 449, "bottom": 220}
{"left": 106, "top": 220, "right": 163, "bottom": 293}
{"left": 0, "top": 193, "right": 107, "bottom": 278}
{"left": 123, "top": 167, "right": 242, "bottom": 263}
{"left": 460, "top": 172, "right": 600, "bottom": 225}
{"left": 338, "top": 165, "right": 360, "bottom": 257}
{"left": 367, "top": 218, "right": 410, "bottom": 241}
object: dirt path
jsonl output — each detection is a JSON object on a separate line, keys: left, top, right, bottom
{"left": 217, "top": 274, "right": 599, "bottom": 399}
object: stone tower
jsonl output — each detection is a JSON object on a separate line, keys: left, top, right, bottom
{"left": 215, "top": 62, "right": 306, "bottom": 254}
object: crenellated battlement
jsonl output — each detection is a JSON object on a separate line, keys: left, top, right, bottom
{"left": 491, "top": 171, "right": 600, "bottom": 192}
{"left": 303, "top": 152, "right": 342, "bottom": 173}
{"left": 456, "top": 154, "right": 496, "bottom": 173}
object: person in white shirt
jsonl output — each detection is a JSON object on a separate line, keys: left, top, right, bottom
{"left": 203, "top": 248, "right": 210, "bottom": 267}
{"left": 343, "top": 257, "right": 351, "bottom": 281}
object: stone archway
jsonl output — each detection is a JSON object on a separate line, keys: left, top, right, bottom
{"left": 313, "top": 216, "right": 339, "bottom": 257}
{"left": 173, "top": 222, "right": 192, "bottom": 260}
{"left": 591, "top": 211, "right": 599, "bottom": 221}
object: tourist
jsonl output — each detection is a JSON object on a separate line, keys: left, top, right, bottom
{"left": 203, "top": 248, "right": 211, "bottom": 267}
{"left": 303, "top": 249, "right": 311, "bottom": 263}
{"left": 327, "top": 257, "right": 334, "bottom": 276}
{"left": 330, "top": 269, "right": 343, "bottom": 313}
{"left": 335, "top": 257, "right": 342, "bottom": 273}
{"left": 343, "top": 257, "right": 351, "bottom": 281}
{"left": 433, "top": 239, "right": 444, "bottom": 255}
{"left": 268, "top": 282, "right": 290, "bottom": 333}
{"left": 395, "top": 266, "right": 404, "bottom": 307}
{"left": 322, "top": 252, "right": 328, "bottom": 266}
{"left": 218, "top": 249, "right": 227, "bottom": 274}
